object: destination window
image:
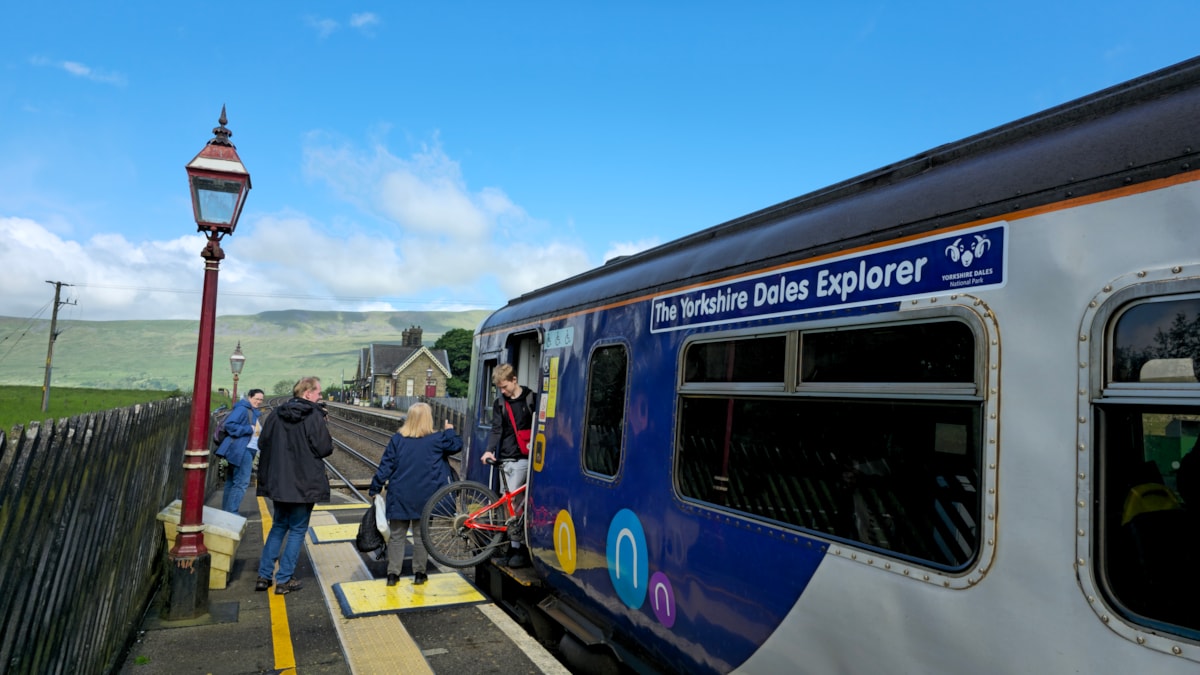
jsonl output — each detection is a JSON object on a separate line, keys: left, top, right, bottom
{"left": 676, "top": 319, "right": 984, "bottom": 571}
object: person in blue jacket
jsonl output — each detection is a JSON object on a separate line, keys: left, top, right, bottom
{"left": 216, "top": 389, "right": 264, "bottom": 513}
{"left": 368, "top": 402, "right": 462, "bottom": 586}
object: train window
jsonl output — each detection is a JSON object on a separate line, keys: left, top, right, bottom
{"left": 478, "top": 358, "right": 500, "bottom": 426}
{"left": 1111, "top": 296, "right": 1200, "bottom": 384}
{"left": 801, "top": 322, "right": 975, "bottom": 383}
{"left": 583, "top": 345, "right": 628, "bottom": 477}
{"left": 1097, "top": 295, "right": 1200, "bottom": 636}
{"left": 684, "top": 336, "right": 786, "bottom": 384}
{"left": 677, "top": 320, "right": 984, "bottom": 571}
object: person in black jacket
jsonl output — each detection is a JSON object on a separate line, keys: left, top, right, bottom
{"left": 480, "top": 363, "right": 537, "bottom": 568}
{"left": 254, "top": 376, "right": 333, "bottom": 594}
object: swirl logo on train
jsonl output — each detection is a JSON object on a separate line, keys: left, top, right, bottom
{"left": 554, "top": 508, "right": 678, "bottom": 629}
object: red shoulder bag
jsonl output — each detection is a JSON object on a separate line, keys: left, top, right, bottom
{"left": 504, "top": 399, "right": 532, "bottom": 455}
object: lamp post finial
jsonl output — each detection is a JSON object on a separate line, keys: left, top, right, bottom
{"left": 210, "top": 105, "right": 233, "bottom": 147}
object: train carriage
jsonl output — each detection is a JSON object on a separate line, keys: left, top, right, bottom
{"left": 462, "top": 57, "right": 1200, "bottom": 673}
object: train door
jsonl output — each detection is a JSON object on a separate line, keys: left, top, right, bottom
{"left": 472, "top": 331, "right": 542, "bottom": 488}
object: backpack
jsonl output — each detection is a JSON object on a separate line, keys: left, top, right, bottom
{"left": 211, "top": 409, "right": 232, "bottom": 447}
{"left": 355, "top": 494, "right": 390, "bottom": 552}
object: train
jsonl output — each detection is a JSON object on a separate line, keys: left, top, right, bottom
{"left": 459, "top": 56, "right": 1200, "bottom": 673}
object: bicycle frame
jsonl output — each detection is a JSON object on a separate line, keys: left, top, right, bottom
{"left": 420, "top": 459, "right": 529, "bottom": 568}
{"left": 462, "top": 483, "right": 525, "bottom": 533}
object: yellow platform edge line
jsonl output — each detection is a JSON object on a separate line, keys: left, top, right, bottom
{"left": 307, "top": 511, "right": 435, "bottom": 675}
{"left": 315, "top": 503, "right": 370, "bottom": 511}
{"left": 257, "top": 497, "right": 298, "bottom": 671}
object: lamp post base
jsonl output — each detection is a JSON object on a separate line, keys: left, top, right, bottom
{"left": 162, "top": 551, "right": 212, "bottom": 621}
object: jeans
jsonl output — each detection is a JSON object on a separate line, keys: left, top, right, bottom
{"left": 257, "top": 501, "right": 313, "bottom": 583}
{"left": 221, "top": 459, "right": 254, "bottom": 513}
{"left": 386, "top": 519, "right": 428, "bottom": 576}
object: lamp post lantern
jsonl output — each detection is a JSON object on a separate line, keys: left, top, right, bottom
{"left": 425, "top": 366, "right": 436, "bottom": 398}
{"left": 166, "top": 106, "right": 251, "bottom": 620}
{"left": 230, "top": 341, "right": 245, "bottom": 402}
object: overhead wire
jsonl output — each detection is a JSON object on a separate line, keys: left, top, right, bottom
{"left": 0, "top": 301, "right": 52, "bottom": 366}
{"left": 68, "top": 282, "right": 493, "bottom": 309}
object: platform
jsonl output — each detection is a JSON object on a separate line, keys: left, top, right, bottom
{"left": 116, "top": 484, "right": 568, "bottom": 675}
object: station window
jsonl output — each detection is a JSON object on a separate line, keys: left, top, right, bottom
{"left": 582, "top": 345, "right": 628, "bottom": 477}
{"left": 1096, "top": 295, "right": 1200, "bottom": 636}
{"left": 676, "top": 319, "right": 984, "bottom": 570}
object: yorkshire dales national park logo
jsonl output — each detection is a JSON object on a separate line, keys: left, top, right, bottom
{"left": 945, "top": 233, "right": 992, "bottom": 268}
{"left": 650, "top": 222, "right": 1008, "bottom": 332}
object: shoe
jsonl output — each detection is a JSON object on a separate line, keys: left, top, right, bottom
{"left": 506, "top": 551, "right": 530, "bottom": 568}
{"left": 274, "top": 578, "right": 303, "bottom": 595}
{"left": 414, "top": 572, "right": 428, "bottom": 585}
{"left": 255, "top": 577, "right": 273, "bottom": 592}
{"left": 386, "top": 574, "right": 399, "bottom": 587}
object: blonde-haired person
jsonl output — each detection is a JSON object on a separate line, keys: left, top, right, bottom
{"left": 368, "top": 402, "right": 463, "bottom": 586}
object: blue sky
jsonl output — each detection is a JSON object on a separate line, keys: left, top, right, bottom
{"left": 1, "top": 2, "right": 1197, "bottom": 322}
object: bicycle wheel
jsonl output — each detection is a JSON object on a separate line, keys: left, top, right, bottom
{"left": 420, "top": 480, "right": 505, "bottom": 568}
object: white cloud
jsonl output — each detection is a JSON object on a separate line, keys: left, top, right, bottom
{"left": 29, "top": 56, "right": 127, "bottom": 86}
{"left": 305, "top": 12, "right": 378, "bottom": 39}
{"left": 305, "top": 15, "right": 339, "bottom": 39}
{"left": 0, "top": 136, "right": 598, "bottom": 322}
{"left": 350, "top": 12, "right": 380, "bottom": 30}
{"left": 604, "top": 238, "right": 659, "bottom": 262}
{"left": 0, "top": 216, "right": 204, "bottom": 320}
{"left": 304, "top": 136, "right": 534, "bottom": 241}
{"left": 498, "top": 242, "right": 593, "bottom": 299}
{"left": 377, "top": 171, "right": 490, "bottom": 238}
{"left": 301, "top": 133, "right": 596, "bottom": 300}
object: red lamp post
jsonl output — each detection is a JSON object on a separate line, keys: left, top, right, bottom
{"left": 165, "top": 106, "right": 251, "bottom": 620}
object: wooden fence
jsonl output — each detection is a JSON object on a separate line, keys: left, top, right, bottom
{"left": 0, "top": 397, "right": 195, "bottom": 675}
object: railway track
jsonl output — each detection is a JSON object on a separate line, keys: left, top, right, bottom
{"left": 325, "top": 415, "right": 391, "bottom": 497}
{"left": 257, "top": 402, "right": 461, "bottom": 501}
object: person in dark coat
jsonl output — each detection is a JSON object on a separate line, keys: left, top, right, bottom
{"left": 480, "top": 363, "right": 537, "bottom": 567}
{"left": 254, "top": 376, "right": 333, "bottom": 594}
{"left": 216, "top": 388, "right": 264, "bottom": 513}
{"left": 369, "top": 402, "right": 462, "bottom": 586}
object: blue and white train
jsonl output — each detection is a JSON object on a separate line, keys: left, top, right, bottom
{"left": 462, "top": 57, "right": 1200, "bottom": 673}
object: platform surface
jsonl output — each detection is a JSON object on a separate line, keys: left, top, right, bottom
{"left": 116, "top": 484, "right": 569, "bottom": 675}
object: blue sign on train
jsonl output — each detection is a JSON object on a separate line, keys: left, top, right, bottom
{"left": 650, "top": 222, "right": 1007, "bottom": 333}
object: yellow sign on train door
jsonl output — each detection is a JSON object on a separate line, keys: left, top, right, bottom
{"left": 547, "top": 356, "right": 559, "bottom": 419}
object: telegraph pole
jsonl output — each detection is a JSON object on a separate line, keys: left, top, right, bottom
{"left": 42, "top": 281, "right": 75, "bottom": 412}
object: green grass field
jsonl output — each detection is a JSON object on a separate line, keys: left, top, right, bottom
{"left": 0, "top": 385, "right": 184, "bottom": 430}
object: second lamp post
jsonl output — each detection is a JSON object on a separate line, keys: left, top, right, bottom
{"left": 230, "top": 341, "right": 245, "bottom": 402}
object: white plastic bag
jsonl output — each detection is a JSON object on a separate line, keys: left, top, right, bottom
{"left": 374, "top": 493, "right": 389, "bottom": 542}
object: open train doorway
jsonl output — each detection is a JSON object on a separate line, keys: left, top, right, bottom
{"left": 472, "top": 330, "right": 542, "bottom": 485}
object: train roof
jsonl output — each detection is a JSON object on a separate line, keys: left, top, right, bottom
{"left": 483, "top": 56, "right": 1200, "bottom": 330}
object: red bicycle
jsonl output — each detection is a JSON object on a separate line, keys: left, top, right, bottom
{"left": 420, "top": 460, "right": 525, "bottom": 568}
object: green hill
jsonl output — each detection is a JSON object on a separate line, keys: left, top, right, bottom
{"left": 0, "top": 309, "right": 492, "bottom": 392}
